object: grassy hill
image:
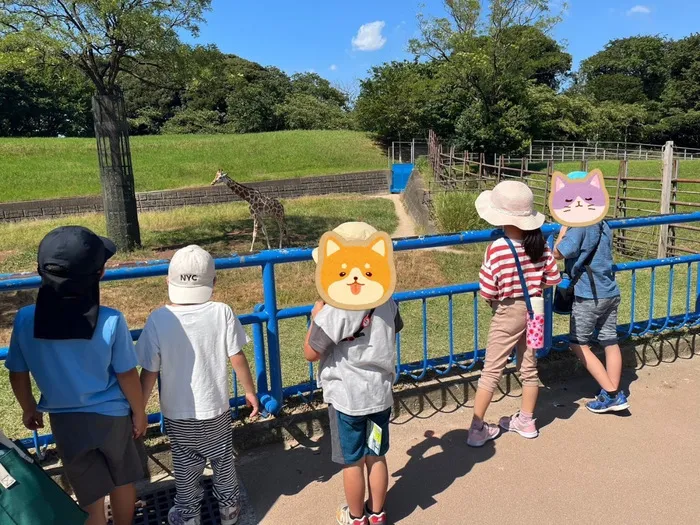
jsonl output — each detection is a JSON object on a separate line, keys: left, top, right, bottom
{"left": 0, "top": 130, "right": 387, "bottom": 203}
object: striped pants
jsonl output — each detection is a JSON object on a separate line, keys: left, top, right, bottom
{"left": 164, "top": 411, "right": 240, "bottom": 519}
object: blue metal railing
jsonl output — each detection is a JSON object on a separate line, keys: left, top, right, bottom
{"left": 2, "top": 212, "right": 700, "bottom": 452}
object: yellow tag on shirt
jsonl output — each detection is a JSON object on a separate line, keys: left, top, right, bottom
{"left": 367, "top": 420, "right": 382, "bottom": 455}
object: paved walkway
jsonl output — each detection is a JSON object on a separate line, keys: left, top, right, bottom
{"left": 236, "top": 357, "right": 700, "bottom": 524}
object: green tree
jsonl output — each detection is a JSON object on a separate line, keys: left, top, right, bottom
{"left": 408, "top": 0, "right": 570, "bottom": 152}
{"left": 0, "top": 33, "right": 93, "bottom": 136}
{"left": 585, "top": 74, "right": 647, "bottom": 104}
{"left": 0, "top": 0, "right": 211, "bottom": 251}
{"left": 662, "top": 34, "right": 700, "bottom": 112}
{"left": 579, "top": 36, "right": 668, "bottom": 102}
{"left": 355, "top": 61, "right": 437, "bottom": 140}
{"left": 648, "top": 111, "right": 700, "bottom": 148}
{"left": 225, "top": 66, "right": 291, "bottom": 133}
{"left": 290, "top": 72, "right": 348, "bottom": 108}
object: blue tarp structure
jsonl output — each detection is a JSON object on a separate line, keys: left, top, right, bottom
{"left": 390, "top": 163, "right": 414, "bottom": 193}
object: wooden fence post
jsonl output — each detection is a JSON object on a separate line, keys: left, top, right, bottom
{"left": 478, "top": 153, "right": 484, "bottom": 188}
{"left": 462, "top": 151, "right": 467, "bottom": 180}
{"left": 657, "top": 141, "right": 674, "bottom": 258}
{"left": 448, "top": 146, "right": 454, "bottom": 182}
{"left": 543, "top": 159, "right": 553, "bottom": 218}
{"left": 669, "top": 158, "right": 680, "bottom": 255}
{"left": 613, "top": 160, "right": 625, "bottom": 253}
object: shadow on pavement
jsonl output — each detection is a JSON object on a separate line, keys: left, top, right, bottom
{"left": 385, "top": 429, "right": 495, "bottom": 523}
{"left": 236, "top": 431, "right": 340, "bottom": 522}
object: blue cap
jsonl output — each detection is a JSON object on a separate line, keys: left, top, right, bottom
{"left": 567, "top": 171, "right": 588, "bottom": 180}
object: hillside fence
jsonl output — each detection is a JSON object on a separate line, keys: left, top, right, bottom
{"left": 530, "top": 140, "right": 700, "bottom": 162}
{"left": 427, "top": 130, "right": 700, "bottom": 259}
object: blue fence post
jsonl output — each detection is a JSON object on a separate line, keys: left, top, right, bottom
{"left": 252, "top": 303, "right": 272, "bottom": 415}
{"left": 695, "top": 263, "right": 700, "bottom": 313}
{"left": 543, "top": 234, "right": 555, "bottom": 355}
{"left": 262, "top": 262, "right": 283, "bottom": 415}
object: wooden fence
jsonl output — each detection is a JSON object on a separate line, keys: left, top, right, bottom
{"left": 427, "top": 130, "right": 700, "bottom": 259}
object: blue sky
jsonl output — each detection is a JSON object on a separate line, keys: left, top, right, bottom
{"left": 182, "top": 1, "right": 700, "bottom": 87}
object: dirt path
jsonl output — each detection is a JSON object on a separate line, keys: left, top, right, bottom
{"left": 380, "top": 194, "right": 417, "bottom": 238}
{"left": 378, "top": 194, "right": 465, "bottom": 254}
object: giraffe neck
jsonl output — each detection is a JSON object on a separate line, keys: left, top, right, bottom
{"left": 225, "top": 179, "right": 255, "bottom": 202}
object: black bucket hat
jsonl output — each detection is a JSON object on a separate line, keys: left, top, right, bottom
{"left": 34, "top": 226, "right": 117, "bottom": 340}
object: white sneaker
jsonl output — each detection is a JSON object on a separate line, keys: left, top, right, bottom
{"left": 220, "top": 504, "right": 241, "bottom": 525}
{"left": 167, "top": 507, "right": 201, "bottom": 525}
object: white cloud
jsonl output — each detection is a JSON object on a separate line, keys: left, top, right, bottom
{"left": 352, "top": 21, "right": 387, "bottom": 51}
{"left": 627, "top": 5, "right": 651, "bottom": 15}
{"left": 330, "top": 64, "right": 338, "bottom": 71}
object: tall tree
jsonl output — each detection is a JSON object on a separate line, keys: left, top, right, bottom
{"left": 579, "top": 36, "right": 668, "bottom": 102}
{"left": 0, "top": 1, "right": 211, "bottom": 250}
{"left": 408, "top": 0, "right": 569, "bottom": 152}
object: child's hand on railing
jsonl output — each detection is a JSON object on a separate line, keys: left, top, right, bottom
{"left": 22, "top": 408, "right": 44, "bottom": 431}
{"left": 246, "top": 392, "right": 260, "bottom": 419}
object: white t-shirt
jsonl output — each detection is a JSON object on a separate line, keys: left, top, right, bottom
{"left": 136, "top": 301, "right": 250, "bottom": 420}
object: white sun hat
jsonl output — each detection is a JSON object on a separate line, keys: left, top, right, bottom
{"left": 475, "top": 181, "right": 545, "bottom": 230}
{"left": 167, "top": 245, "right": 216, "bottom": 304}
{"left": 311, "top": 222, "right": 378, "bottom": 263}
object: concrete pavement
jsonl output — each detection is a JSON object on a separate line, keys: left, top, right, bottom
{"left": 237, "top": 357, "right": 700, "bottom": 524}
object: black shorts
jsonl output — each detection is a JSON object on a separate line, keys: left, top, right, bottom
{"left": 50, "top": 412, "right": 144, "bottom": 506}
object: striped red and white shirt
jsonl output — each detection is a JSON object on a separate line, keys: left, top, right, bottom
{"left": 479, "top": 237, "right": 561, "bottom": 302}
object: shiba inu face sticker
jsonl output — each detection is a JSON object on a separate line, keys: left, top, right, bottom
{"left": 315, "top": 229, "right": 396, "bottom": 311}
{"left": 549, "top": 169, "right": 610, "bottom": 227}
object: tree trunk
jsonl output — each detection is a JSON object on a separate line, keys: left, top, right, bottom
{"left": 92, "top": 90, "right": 141, "bottom": 251}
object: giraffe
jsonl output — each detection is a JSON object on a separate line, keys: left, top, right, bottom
{"left": 211, "top": 169, "right": 287, "bottom": 251}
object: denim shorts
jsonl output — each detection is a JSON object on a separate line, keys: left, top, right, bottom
{"left": 570, "top": 295, "right": 621, "bottom": 347}
{"left": 328, "top": 405, "right": 391, "bottom": 465}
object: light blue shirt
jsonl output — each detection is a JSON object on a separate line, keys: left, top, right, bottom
{"left": 5, "top": 305, "right": 137, "bottom": 416}
{"left": 557, "top": 222, "right": 620, "bottom": 299}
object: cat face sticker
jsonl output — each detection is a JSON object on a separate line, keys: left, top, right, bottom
{"left": 549, "top": 169, "right": 610, "bottom": 227}
{"left": 315, "top": 231, "right": 396, "bottom": 311}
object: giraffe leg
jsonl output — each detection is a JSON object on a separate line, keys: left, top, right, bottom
{"left": 250, "top": 216, "right": 258, "bottom": 252}
{"left": 278, "top": 218, "right": 287, "bottom": 248}
{"left": 260, "top": 220, "right": 271, "bottom": 250}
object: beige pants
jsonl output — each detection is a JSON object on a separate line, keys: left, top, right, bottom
{"left": 478, "top": 298, "right": 539, "bottom": 393}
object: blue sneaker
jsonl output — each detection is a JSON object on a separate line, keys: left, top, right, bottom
{"left": 586, "top": 390, "right": 629, "bottom": 413}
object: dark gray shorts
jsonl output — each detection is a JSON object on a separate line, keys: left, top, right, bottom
{"left": 570, "top": 296, "right": 621, "bottom": 347}
{"left": 50, "top": 412, "right": 144, "bottom": 506}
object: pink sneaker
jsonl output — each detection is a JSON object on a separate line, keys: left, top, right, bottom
{"left": 467, "top": 421, "right": 500, "bottom": 447}
{"left": 499, "top": 413, "right": 538, "bottom": 439}
{"left": 336, "top": 505, "right": 368, "bottom": 525}
{"left": 365, "top": 505, "right": 387, "bottom": 525}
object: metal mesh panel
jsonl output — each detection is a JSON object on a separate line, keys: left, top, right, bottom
{"left": 107, "top": 478, "right": 256, "bottom": 525}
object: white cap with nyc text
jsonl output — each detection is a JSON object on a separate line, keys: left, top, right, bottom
{"left": 168, "top": 245, "right": 216, "bottom": 304}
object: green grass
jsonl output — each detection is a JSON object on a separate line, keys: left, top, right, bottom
{"left": 0, "top": 130, "right": 387, "bottom": 203}
{"left": 432, "top": 191, "right": 488, "bottom": 233}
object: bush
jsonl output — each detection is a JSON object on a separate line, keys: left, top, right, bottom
{"left": 275, "top": 93, "right": 352, "bottom": 130}
{"left": 432, "top": 191, "right": 487, "bottom": 233}
{"left": 161, "top": 108, "right": 232, "bottom": 135}
{"left": 414, "top": 155, "right": 431, "bottom": 177}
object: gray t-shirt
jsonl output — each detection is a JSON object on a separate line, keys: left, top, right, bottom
{"left": 309, "top": 300, "right": 403, "bottom": 416}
